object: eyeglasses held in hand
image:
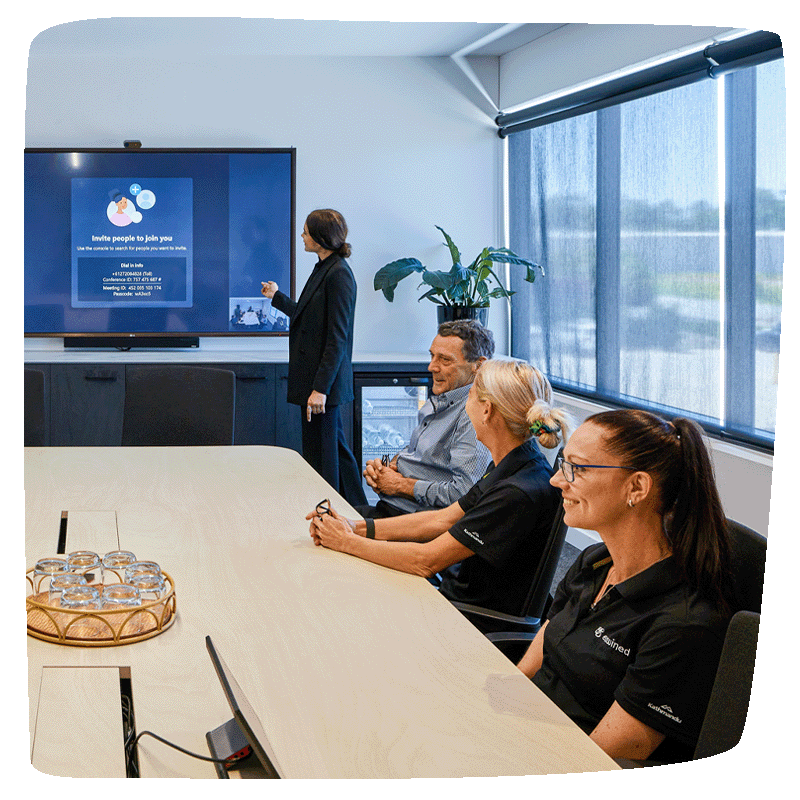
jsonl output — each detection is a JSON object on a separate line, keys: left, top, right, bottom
{"left": 556, "top": 456, "right": 637, "bottom": 483}
{"left": 315, "top": 498, "right": 332, "bottom": 517}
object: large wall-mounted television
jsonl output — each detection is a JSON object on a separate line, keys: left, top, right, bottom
{"left": 24, "top": 147, "right": 295, "bottom": 348}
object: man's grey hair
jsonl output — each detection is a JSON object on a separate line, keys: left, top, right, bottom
{"left": 437, "top": 319, "right": 495, "bottom": 363}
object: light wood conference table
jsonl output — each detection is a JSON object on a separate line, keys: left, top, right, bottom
{"left": 26, "top": 445, "right": 619, "bottom": 779}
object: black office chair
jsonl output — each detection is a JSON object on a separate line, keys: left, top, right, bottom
{"left": 727, "top": 518, "right": 767, "bottom": 615}
{"left": 694, "top": 609, "right": 760, "bottom": 759}
{"left": 448, "top": 497, "right": 568, "bottom": 659}
{"left": 122, "top": 365, "right": 236, "bottom": 446}
{"left": 24, "top": 368, "right": 46, "bottom": 446}
{"left": 615, "top": 518, "right": 766, "bottom": 767}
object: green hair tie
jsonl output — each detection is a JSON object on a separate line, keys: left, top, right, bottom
{"left": 530, "top": 419, "right": 558, "bottom": 436}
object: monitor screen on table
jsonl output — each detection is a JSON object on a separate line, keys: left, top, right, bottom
{"left": 205, "top": 635, "right": 283, "bottom": 778}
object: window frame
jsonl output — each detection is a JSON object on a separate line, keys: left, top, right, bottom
{"left": 505, "top": 53, "right": 783, "bottom": 454}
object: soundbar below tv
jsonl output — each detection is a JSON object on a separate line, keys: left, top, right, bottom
{"left": 25, "top": 148, "right": 295, "bottom": 348}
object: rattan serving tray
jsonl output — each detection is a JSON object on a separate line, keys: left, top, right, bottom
{"left": 26, "top": 568, "right": 176, "bottom": 647}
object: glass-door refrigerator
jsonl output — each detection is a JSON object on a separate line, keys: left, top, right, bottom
{"left": 353, "top": 369, "right": 431, "bottom": 504}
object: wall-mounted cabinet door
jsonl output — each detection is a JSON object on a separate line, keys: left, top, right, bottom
{"left": 24, "top": 364, "right": 51, "bottom": 446}
{"left": 273, "top": 364, "right": 302, "bottom": 453}
{"left": 218, "top": 363, "right": 276, "bottom": 445}
{"left": 50, "top": 365, "right": 125, "bottom": 446}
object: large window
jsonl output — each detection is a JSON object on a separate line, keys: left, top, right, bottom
{"left": 508, "top": 57, "right": 785, "bottom": 448}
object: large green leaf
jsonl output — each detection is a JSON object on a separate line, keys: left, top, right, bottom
{"left": 373, "top": 258, "right": 425, "bottom": 301}
{"left": 435, "top": 226, "right": 462, "bottom": 267}
{"left": 485, "top": 250, "right": 545, "bottom": 280}
{"left": 525, "top": 262, "right": 546, "bottom": 280}
{"left": 489, "top": 287, "right": 515, "bottom": 298}
{"left": 449, "top": 263, "right": 474, "bottom": 285}
{"left": 475, "top": 280, "right": 490, "bottom": 302}
{"left": 422, "top": 269, "right": 455, "bottom": 291}
{"left": 476, "top": 261, "right": 492, "bottom": 282}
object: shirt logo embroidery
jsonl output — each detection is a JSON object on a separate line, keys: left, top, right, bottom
{"left": 462, "top": 528, "right": 485, "bottom": 545}
{"left": 648, "top": 703, "right": 683, "bottom": 724}
{"left": 595, "top": 628, "right": 631, "bottom": 657}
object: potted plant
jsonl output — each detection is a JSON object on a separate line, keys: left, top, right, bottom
{"left": 373, "top": 226, "right": 544, "bottom": 326}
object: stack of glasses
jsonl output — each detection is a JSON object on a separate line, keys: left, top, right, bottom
{"left": 33, "top": 551, "right": 165, "bottom": 610}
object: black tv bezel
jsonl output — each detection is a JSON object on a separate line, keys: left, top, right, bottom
{"left": 24, "top": 146, "right": 296, "bottom": 346}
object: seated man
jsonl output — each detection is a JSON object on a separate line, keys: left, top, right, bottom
{"left": 358, "top": 320, "right": 495, "bottom": 519}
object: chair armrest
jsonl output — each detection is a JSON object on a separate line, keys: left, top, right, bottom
{"left": 482, "top": 631, "right": 538, "bottom": 662}
{"left": 449, "top": 600, "right": 542, "bottom": 631}
{"left": 484, "top": 631, "right": 538, "bottom": 644}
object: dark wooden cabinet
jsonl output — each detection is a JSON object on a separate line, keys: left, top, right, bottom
{"left": 34, "top": 361, "right": 286, "bottom": 448}
{"left": 50, "top": 364, "right": 126, "bottom": 446}
{"left": 273, "top": 364, "right": 303, "bottom": 453}
{"left": 29, "top": 359, "right": 365, "bottom": 450}
{"left": 24, "top": 364, "right": 51, "bottom": 446}
{"left": 227, "top": 363, "right": 276, "bottom": 446}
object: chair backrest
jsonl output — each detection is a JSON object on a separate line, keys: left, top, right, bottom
{"left": 517, "top": 498, "right": 568, "bottom": 620}
{"left": 24, "top": 368, "right": 46, "bottom": 446}
{"left": 693, "top": 610, "right": 760, "bottom": 759}
{"left": 122, "top": 366, "right": 236, "bottom": 446}
{"left": 727, "top": 518, "right": 767, "bottom": 614}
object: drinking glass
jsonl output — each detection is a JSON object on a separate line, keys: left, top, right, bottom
{"left": 60, "top": 585, "right": 100, "bottom": 610}
{"left": 102, "top": 551, "right": 137, "bottom": 581}
{"left": 48, "top": 572, "right": 87, "bottom": 606}
{"left": 127, "top": 572, "right": 165, "bottom": 601}
{"left": 124, "top": 561, "right": 161, "bottom": 583}
{"left": 101, "top": 584, "right": 141, "bottom": 609}
{"left": 66, "top": 551, "right": 103, "bottom": 585}
{"left": 33, "top": 558, "right": 68, "bottom": 593}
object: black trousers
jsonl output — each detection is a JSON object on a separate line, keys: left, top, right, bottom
{"left": 300, "top": 404, "right": 367, "bottom": 508}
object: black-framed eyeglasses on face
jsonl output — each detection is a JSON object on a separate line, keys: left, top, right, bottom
{"left": 315, "top": 498, "right": 332, "bottom": 517}
{"left": 556, "top": 456, "right": 637, "bottom": 483}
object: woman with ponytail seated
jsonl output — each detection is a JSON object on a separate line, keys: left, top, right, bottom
{"left": 307, "top": 359, "right": 571, "bottom": 617}
{"left": 517, "top": 409, "right": 733, "bottom": 763}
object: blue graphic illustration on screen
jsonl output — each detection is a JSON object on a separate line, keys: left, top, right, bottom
{"left": 71, "top": 178, "right": 193, "bottom": 308}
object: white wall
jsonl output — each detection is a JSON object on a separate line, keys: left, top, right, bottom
{"left": 499, "top": 23, "right": 735, "bottom": 111}
{"left": 25, "top": 19, "right": 507, "bottom": 357}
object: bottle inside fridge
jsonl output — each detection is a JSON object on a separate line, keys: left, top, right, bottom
{"left": 360, "top": 384, "right": 428, "bottom": 504}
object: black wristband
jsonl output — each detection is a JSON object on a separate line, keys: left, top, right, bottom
{"left": 365, "top": 518, "right": 376, "bottom": 539}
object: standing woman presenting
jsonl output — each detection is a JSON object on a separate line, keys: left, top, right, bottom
{"left": 262, "top": 209, "right": 366, "bottom": 506}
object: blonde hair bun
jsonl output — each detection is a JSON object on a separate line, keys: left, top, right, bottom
{"left": 473, "top": 358, "right": 571, "bottom": 446}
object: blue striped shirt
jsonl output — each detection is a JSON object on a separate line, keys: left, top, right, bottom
{"left": 382, "top": 382, "right": 491, "bottom": 513}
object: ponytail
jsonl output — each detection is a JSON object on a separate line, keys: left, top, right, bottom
{"left": 588, "top": 410, "right": 732, "bottom": 610}
{"left": 668, "top": 418, "right": 732, "bottom": 611}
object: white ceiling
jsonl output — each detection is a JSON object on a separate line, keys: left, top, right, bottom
{"left": 30, "top": 18, "right": 567, "bottom": 58}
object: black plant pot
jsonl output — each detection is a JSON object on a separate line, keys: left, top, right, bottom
{"left": 437, "top": 306, "right": 489, "bottom": 327}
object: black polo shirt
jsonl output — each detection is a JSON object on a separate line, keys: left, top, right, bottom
{"left": 533, "top": 543, "right": 730, "bottom": 763}
{"left": 438, "top": 439, "right": 559, "bottom": 616}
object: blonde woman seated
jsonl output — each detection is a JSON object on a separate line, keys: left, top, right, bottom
{"left": 308, "top": 359, "right": 570, "bottom": 617}
{"left": 518, "top": 409, "right": 733, "bottom": 763}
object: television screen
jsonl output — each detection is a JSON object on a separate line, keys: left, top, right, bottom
{"left": 24, "top": 148, "right": 295, "bottom": 343}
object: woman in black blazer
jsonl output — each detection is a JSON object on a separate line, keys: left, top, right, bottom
{"left": 262, "top": 209, "right": 366, "bottom": 506}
